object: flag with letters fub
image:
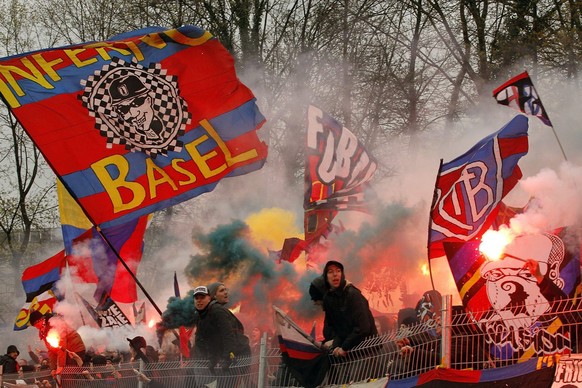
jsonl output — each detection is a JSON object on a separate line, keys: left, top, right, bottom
{"left": 0, "top": 25, "right": 267, "bottom": 228}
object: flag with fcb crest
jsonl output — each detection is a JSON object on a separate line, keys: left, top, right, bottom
{"left": 493, "top": 71, "right": 552, "bottom": 126}
{"left": 0, "top": 25, "right": 267, "bottom": 228}
{"left": 428, "top": 115, "right": 529, "bottom": 259}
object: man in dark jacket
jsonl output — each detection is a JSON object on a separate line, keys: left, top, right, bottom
{"left": 193, "top": 285, "right": 250, "bottom": 387}
{"left": 0, "top": 345, "right": 21, "bottom": 375}
{"left": 321, "top": 260, "right": 377, "bottom": 357}
{"left": 193, "top": 286, "right": 250, "bottom": 365}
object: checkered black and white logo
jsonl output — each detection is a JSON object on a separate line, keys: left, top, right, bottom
{"left": 79, "top": 57, "right": 191, "bottom": 158}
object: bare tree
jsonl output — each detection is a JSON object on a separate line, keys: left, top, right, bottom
{"left": 0, "top": 0, "right": 59, "bottom": 271}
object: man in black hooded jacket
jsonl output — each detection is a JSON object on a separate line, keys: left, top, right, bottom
{"left": 321, "top": 260, "right": 377, "bottom": 357}
{"left": 0, "top": 345, "right": 21, "bottom": 375}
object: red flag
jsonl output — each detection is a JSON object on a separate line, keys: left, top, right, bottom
{"left": 279, "top": 237, "right": 308, "bottom": 263}
{"left": 179, "top": 326, "right": 194, "bottom": 358}
{"left": 66, "top": 216, "right": 150, "bottom": 303}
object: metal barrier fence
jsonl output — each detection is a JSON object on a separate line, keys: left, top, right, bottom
{"left": 2, "top": 295, "right": 580, "bottom": 387}
{"left": 447, "top": 296, "right": 582, "bottom": 370}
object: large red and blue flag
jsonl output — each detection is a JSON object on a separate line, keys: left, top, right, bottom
{"left": 428, "top": 115, "right": 529, "bottom": 259}
{"left": 0, "top": 25, "right": 267, "bottom": 228}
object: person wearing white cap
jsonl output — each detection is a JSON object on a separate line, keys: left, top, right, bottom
{"left": 192, "top": 285, "right": 250, "bottom": 386}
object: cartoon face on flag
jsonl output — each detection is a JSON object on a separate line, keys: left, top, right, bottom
{"left": 79, "top": 58, "right": 190, "bottom": 157}
{"left": 493, "top": 71, "right": 552, "bottom": 126}
{"left": 429, "top": 115, "right": 529, "bottom": 259}
{"left": 445, "top": 228, "right": 579, "bottom": 361}
{"left": 0, "top": 25, "right": 267, "bottom": 228}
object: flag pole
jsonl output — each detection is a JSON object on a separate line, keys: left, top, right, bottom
{"left": 93, "top": 224, "right": 164, "bottom": 316}
{"left": 540, "top": 101, "right": 568, "bottom": 162}
{"left": 0, "top": 95, "right": 166, "bottom": 317}
{"left": 526, "top": 71, "right": 567, "bottom": 162}
{"left": 66, "top": 261, "right": 87, "bottom": 326}
{"left": 547, "top": 119, "right": 568, "bottom": 162}
{"left": 426, "top": 159, "right": 444, "bottom": 292}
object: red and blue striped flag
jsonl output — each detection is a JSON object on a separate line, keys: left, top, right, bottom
{"left": 14, "top": 251, "right": 66, "bottom": 330}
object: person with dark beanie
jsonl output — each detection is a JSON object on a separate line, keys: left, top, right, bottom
{"left": 0, "top": 345, "right": 21, "bottom": 374}
{"left": 321, "top": 260, "right": 377, "bottom": 357}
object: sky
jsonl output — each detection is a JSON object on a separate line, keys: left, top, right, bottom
{"left": 2, "top": 71, "right": 581, "bottom": 358}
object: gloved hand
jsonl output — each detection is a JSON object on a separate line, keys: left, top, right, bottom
{"left": 222, "top": 353, "right": 234, "bottom": 373}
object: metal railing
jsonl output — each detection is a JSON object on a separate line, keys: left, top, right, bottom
{"left": 3, "top": 295, "right": 580, "bottom": 387}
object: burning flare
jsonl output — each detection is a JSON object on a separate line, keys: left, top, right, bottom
{"left": 421, "top": 264, "right": 429, "bottom": 276}
{"left": 148, "top": 319, "right": 156, "bottom": 329}
{"left": 479, "top": 229, "right": 514, "bottom": 261}
{"left": 46, "top": 329, "right": 61, "bottom": 348}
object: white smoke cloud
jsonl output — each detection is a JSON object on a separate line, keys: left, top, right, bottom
{"left": 3, "top": 65, "right": 581, "bottom": 354}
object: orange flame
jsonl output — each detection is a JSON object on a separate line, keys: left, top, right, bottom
{"left": 421, "top": 264, "right": 429, "bottom": 276}
{"left": 46, "top": 329, "right": 60, "bottom": 348}
{"left": 479, "top": 229, "right": 514, "bottom": 261}
{"left": 147, "top": 319, "right": 156, "bottom": 328}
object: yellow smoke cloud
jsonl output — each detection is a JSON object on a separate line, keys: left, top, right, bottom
{"left": 245, "top": 207, "right": 302, "bottom": 249}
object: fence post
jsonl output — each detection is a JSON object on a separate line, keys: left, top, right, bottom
{"left": 138, "top": 359, "right": 144, "bottom": 388}
{"left": 440, "top": 294, "right": 452, "bottom": 368}
{"left": 257, "top": 331, "right": 267, "bottom": 388}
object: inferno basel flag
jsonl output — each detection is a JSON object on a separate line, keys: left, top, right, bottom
{"left": 428, "top": 115, "right": 529, "bottom": 259}
{"left": 0, "top": 25, "right": 267, "bottom": 228}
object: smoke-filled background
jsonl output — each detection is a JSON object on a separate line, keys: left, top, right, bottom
{"left": 1, "top": 95, "right": 580, "bottom": 358}
{"left": 1, "top": 72, "right": 582, "bottom": 356}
